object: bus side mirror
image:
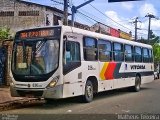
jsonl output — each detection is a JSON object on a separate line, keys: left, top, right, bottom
{"left": 125, "top": 50, "right": 128, "bottom": 55}
{"left": 64, "top": 41, "right": 67, "bottom": 65}
{"left": 124, "top": 50, "right": 128, "bottom": 61}
{"left": 63, "top": 36, "right": 68, "bottom": 65}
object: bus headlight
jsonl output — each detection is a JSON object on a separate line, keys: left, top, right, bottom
{"left": 49, "top": 81, "right": 57, "bottom": 87}
{"left": 47, "top": 76, "right": 59, "bottom": 88}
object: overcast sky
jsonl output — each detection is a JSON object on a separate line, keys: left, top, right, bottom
{"left": 25, "top": 0, "right": 160, "bottom": 38}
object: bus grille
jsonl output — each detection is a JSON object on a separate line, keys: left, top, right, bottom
{"left": 17, "top": 90, "right": 43, "bottom": 97}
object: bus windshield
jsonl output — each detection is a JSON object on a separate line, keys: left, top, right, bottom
{"left": 12, "top": 39, "right": 59, "bottom": 75}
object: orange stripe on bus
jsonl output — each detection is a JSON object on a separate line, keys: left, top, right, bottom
{"left": 100, "top": 62, "right": 109, "bottom": 80}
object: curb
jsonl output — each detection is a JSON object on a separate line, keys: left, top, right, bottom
{"left": 0, "top": 98, "right": 45, "bottom": 112}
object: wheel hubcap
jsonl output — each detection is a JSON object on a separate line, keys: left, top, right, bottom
{"left": 136, "top": 79, "right": 140, "bottom": 90}
{"left": 86, "top": 85, "right": 92, "bottom": 97}
{"left": 137, "top": 83, "right": 140, "bottom": 89}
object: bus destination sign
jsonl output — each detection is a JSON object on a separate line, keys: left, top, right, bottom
{"left": 19, "top": 29, "right": 55, "bottom": 39}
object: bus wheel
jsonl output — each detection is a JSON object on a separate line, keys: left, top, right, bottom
{"left": 45, "top": 98, "right": 54, "bottom": 104}
{"left": 133, "top": 76, "right": 141, "bottom": 92}
{"left": 83, "top": 80, "right": 93, "bottom": 103}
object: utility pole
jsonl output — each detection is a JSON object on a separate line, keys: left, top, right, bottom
{"left": 145, "top": 14, "right": 156, "bottom": 44}
{"left": 133, "top": 17, "right": 138, "bottom": 41}
{"left": 63, "top": 0, "right": 68, "bottom": 25}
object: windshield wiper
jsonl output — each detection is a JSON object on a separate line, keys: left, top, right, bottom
{"left": 35, "top": 40, "right": 46, "bottom": 54}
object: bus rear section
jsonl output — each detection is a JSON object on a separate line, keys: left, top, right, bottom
{"left": 61, "top": 28, "right": 154, "bottom": 102}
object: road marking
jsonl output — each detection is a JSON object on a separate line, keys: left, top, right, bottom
{"left": 122, "top": 110, "right": 130, "bottom": 113}
{"left": 66, "top": 110, "right": 72, "bottom": 113}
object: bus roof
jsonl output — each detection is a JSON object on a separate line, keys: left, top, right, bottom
{"left": 15, "top": 25, "right": 152, "bottom": 49}
{"left": 62, "top": 25, "right": 152, "bottom": 49}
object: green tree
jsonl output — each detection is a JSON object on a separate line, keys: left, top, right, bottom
{"left": 149, "top": 31, "right": 160, "bottom": 62}
{"left": 138, "top": 30, "right": 160, "bottom": 62}
{"left": 153, "top": 43, "right": 160, "bottom": 62}
{"left": 138, "top": 30, "right": 159, "bottom": 45}
{"left": 149, "top": 30, "right": 159, "bottom": 46}
{"left": 0, "top": 27, "right": 10, "bottom": 40}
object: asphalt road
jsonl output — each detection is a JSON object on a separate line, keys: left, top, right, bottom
{"left": 1, "top": 79, "right": 160, "bottom": 119}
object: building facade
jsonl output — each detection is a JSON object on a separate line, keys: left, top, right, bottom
{"left": 0, "top": 0, "right": 64, "bottom": 86}
{"left": 0, "top": 0, "right": 63, "bottom": 35}
{"left": 90, "top": 22, "right": 132, "bottom": 40}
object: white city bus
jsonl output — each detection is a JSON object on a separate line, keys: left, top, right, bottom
{"left": 10, "top": 25, "right": 154, "bottom": 102}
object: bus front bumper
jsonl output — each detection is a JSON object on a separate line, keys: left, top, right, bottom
{"left": 10, "top": 84, "right": 63, "bottom": 99}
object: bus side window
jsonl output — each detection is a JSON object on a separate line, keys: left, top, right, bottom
{"left": 83, "top": 37, "right": 98, "bottom": 61}
{"left": 125, "top": 44, "right": 133, "bottom": 62}
{"left": 113, "top": 42, "right": 124, "bottom": 61}
{"left": 134, "top": 46, "right": 142, "bottom": 62}
{"left": 63, "top": 41, "right": 81, "bottom": 75}
{"left": 98, "top": 39, "right": 112, "bottom": 61}
{"left": 143, "top": 48, "right": 149, "bottom": 63}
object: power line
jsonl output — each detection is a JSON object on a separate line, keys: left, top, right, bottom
{"left": 77, "top": 10, "right": 148, "bottom": 36}
{"left": 51, "top": 1, "right": 148, "bottom": 36}
{"left": 145, "top": 28, "right": 160, "bottom": 31}
{"left": 80, "top": 8, "right": 106, "bottom": 23}
{"left": 53, "top": 1, "right": 99, "bottom": 25}
{"left": 152, "top": 29, "right": 160, "bottom": 31}
{"left": 137, "top": 32, "right": 148, "bottom": 35}
{"left": 77, "top": 10, "right": 99, "bottom": 23}
{"left": 88, "top": 4, "right": 149, "bottom": 36}
{"left": 115, "top": 19, "right": 133, "bottom": 23}
{"left": 89, "top": 3, "right": 134, "bottom": 31}
{"left": 77, "top": 13, "right": 96, "bottom": 25}
{"left": 78, "top": 10, "right": 149, "bottom": 37}
{"left": 51, "top": 0, "right": 64, "bottom": 5}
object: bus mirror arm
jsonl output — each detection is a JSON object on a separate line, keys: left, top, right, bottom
{"left": 64, "top": 55, "right": 67, "bottom": 65}
{"left": 64, "top": 39, "right": 67, "bottom": 65}
{"left": 124, "top": 50, "right": 127, "bottom": 55}
{"left": 124, "top": 50, "right": 127, "bottom": 61}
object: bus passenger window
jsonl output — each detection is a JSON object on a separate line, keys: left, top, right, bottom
{"left": 135, "top": 46, "right": 142, "bottom": 62}
{"left": 98, "top": 39, "right": 112, "bottom": 61}
{"left": 83, "top": 37, "right": 97, "bottom": 61}
{"left": 125, "top": 45, "right": 133, "bottom": 62}
{"left": 143, "top": 48, "right": 149, "bottom": 63}
{"left": 113, "top": 42, "right": 124, "bottom": 61}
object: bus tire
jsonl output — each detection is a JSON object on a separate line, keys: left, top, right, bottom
{"left": 133, "top": 76, "right": 141, "bottom": 92}
{"left": 45, "top": 98, "right": 54, "bottom": 104}
{"left": 82, "top": 80, "right": 94, "bottom": 103}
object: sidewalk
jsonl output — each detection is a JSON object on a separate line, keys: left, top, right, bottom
{"left": 0, "top": 86, "right": 45, "bottom": 112}
{"left": 0, "top": 86, "right": 23, "bottom": 104}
